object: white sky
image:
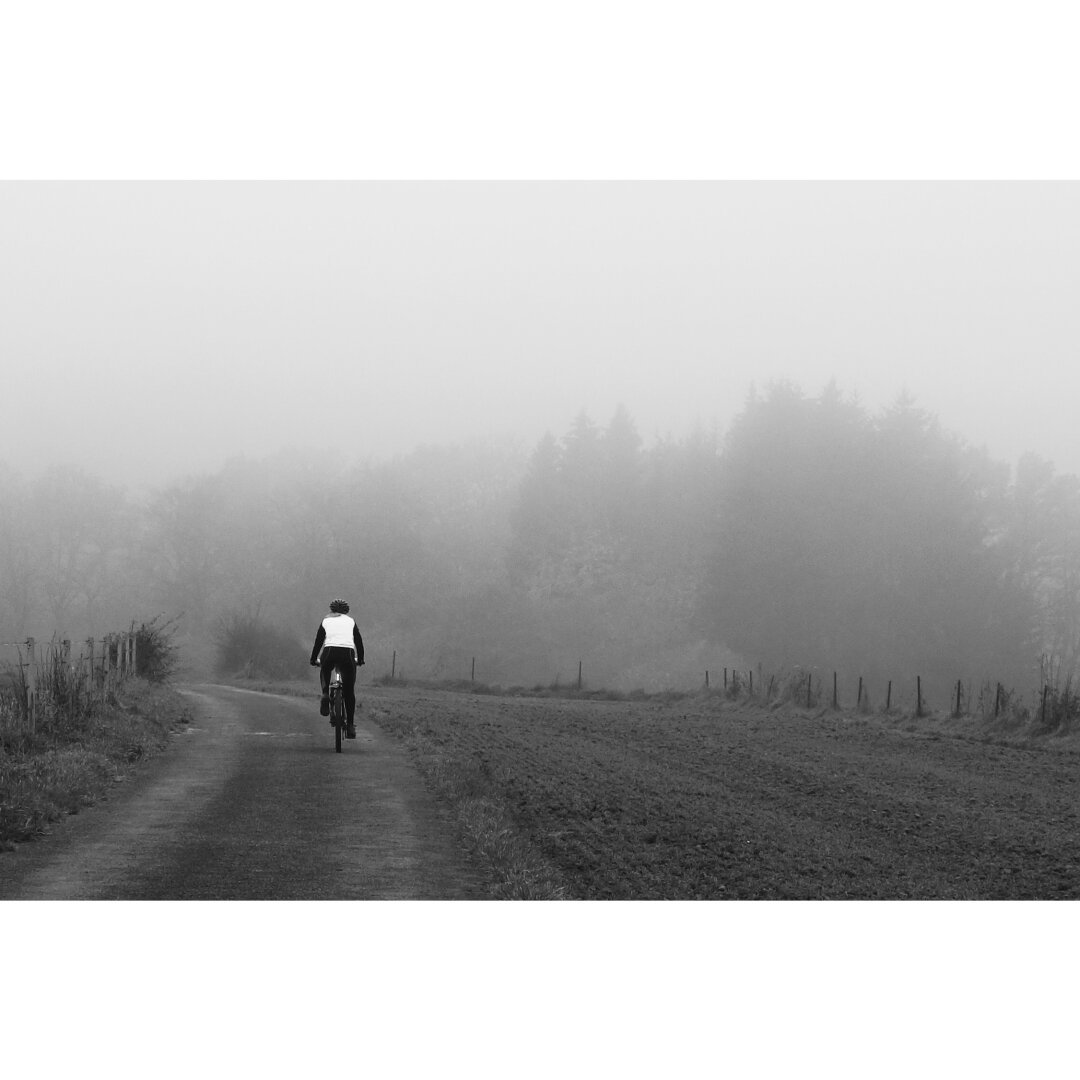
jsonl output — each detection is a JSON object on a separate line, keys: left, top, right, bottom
{"left": 3, "top": 4, "right": 1080, "bottom": 492}
{"left": 2, "top": 181, "right": 1079, "bottom": 488}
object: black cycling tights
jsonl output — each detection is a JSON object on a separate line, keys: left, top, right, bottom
{"left": 320, "top": 646, "right": 357, "bottom": 723}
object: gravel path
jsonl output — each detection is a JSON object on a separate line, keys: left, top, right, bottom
{"left": 0, "top": 684, "right": 487, "bottom": 900}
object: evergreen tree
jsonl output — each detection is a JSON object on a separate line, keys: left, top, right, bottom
{"left": 696, "top": 384, "right": 1038, "bottom": 695}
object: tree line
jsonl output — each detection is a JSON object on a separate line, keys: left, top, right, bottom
{"left": 2, "top": 384, "right": 1079, "bottom": 697}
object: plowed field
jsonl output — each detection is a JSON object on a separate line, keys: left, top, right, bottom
{"left": 368, "top": 686, "right": 1080, "bottom": 899}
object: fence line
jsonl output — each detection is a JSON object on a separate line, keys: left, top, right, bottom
{"left": 381, "top": 652, "right": 1077, "bottom": 728}
{"left": 2, "top": 631, "right": 139, "bottom": 730}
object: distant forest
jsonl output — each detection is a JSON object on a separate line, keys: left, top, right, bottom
{"left": 3, "top": 383, "right": 1079, "bottom": 703}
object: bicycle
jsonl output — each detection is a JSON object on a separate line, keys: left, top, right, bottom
{"left": 329, "top": 666, "right": 347, "bottom": 753}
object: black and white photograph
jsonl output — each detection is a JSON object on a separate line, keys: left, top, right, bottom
{"left": 4, "top": 178, "right": 1080, "bottom": 904}
{"left": 2, "top": 3, "right": 1078, "bottom": 1077}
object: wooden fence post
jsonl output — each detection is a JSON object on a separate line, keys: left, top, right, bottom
{"left": 886, "top": 680, "right": 892, "bottom": 712}
{"left": 1041, "top": 684, "right": 1049, "bottom": 727}
{"left": 995, "top": 683, "right": 1001, "bottom": 718}
{"left": 61, "top": 640, "right": 71, "bottom": 705}
{"left": 577, "top": 661, "right": 583, "bottom": 690}
{"left": 955, "top": 679, "right": 962, "bottom": 717}
{"left": 705, "top": 670, "right": 709, "bottom": 689}
{"left": 25, "top": 637, "right": 37, "bottom": 730}
{"left": 85, "top": 638, "right": 95, "bottom": 695}
{"left": 916, "top": 676, "right": 923, "bottom": 718}
{"left": 857, "top": 676, "right": 863, "bottom": 708}
{"left": 807, "top": 673, "right": 812, "bottom": 707}
{"left": 749, "top": 670, "right": 753, "bottom": 695}
{"left": 391, "top": 650, "right": 396, "bottom": 680}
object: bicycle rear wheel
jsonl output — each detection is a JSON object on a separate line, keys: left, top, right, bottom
{"left": 331, "top": 690, "right": 343, "bottom": 753}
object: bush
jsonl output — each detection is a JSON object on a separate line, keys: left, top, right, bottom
{"left": 133, "top": 616, "right": 181, "bottom": 684}
{"left": 213, "top": 612, "right": 309, "bottom": 680}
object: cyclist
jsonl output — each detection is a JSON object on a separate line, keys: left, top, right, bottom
{"left": 309, "top": 598, "right": 365, "bottom": 739}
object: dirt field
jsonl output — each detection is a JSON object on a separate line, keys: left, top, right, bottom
{"left": 367, "top": 684, "right": 1080, "bottom": 899}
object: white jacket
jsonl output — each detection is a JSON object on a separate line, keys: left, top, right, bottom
{"left": 321, "top": 613, "right": 358, "bottom": 650}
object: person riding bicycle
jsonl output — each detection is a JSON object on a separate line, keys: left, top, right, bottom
{"left": 309, "top": 598, "right": 365, "bottom": 739}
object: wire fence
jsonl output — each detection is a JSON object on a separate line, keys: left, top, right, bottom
{"left": 1, "top": 631, "right": 139, "bottom": 732}
{"left": 386, "top": 651, "right": 1079, "bottom": 731}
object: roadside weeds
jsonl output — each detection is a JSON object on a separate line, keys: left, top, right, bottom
{"left": 0, "top": 680, "right": 193, "bottom": 851}
{"left": 391, "top": 726, "right": 570, "bottom": 900}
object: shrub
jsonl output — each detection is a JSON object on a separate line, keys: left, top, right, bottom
{"left": 762, "top": 667, "right": 820, "bottom": 708}
{"left": 213, "top": 611, "right": 308, "bottom": 680}
{"left": 1033, "top": 679, "right": 1080, "bottom": 735}
{"left": 133, "top": 615, "right": 181, "bottom": 684}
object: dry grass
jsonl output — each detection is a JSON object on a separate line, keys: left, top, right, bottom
{"left": 393, "top": 727, "right": 569, "bottom": 900}
{"left": 0, "top": 679, "right": 192, "bottom": 850}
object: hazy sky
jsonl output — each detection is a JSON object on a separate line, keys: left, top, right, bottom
{"left": 3, "top": 181, "right": 1079, "bottom": 489}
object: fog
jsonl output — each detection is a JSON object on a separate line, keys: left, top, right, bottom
{"left": 4, "top": 182, "right": 1080, "bottom": 701}
{"left": 3, "top": 182, "right": 1080, "bottom": 488}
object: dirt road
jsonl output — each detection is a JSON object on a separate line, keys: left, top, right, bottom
{"left": 0, "top": 684, "right": 487, "bottom": 900}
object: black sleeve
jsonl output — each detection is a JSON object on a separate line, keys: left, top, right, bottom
{"left": 353, "top": 625, "right": 365, "bottom": 665}
{"left": 309, "top": 624, "right": 326, "bottom": 665}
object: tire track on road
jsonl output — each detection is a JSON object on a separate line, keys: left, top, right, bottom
{"left": 0, "top": 684, "right": 488, "bottom": 900}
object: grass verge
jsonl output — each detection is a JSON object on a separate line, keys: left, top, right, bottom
{"left": 372, "top": 711, "right": 569, "bottom": 900}
{"left": 371, "top": 673, "right": 691, "bottom": 703}
{"left": 0, "top": 679, "right": 193, "bottom": 851}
